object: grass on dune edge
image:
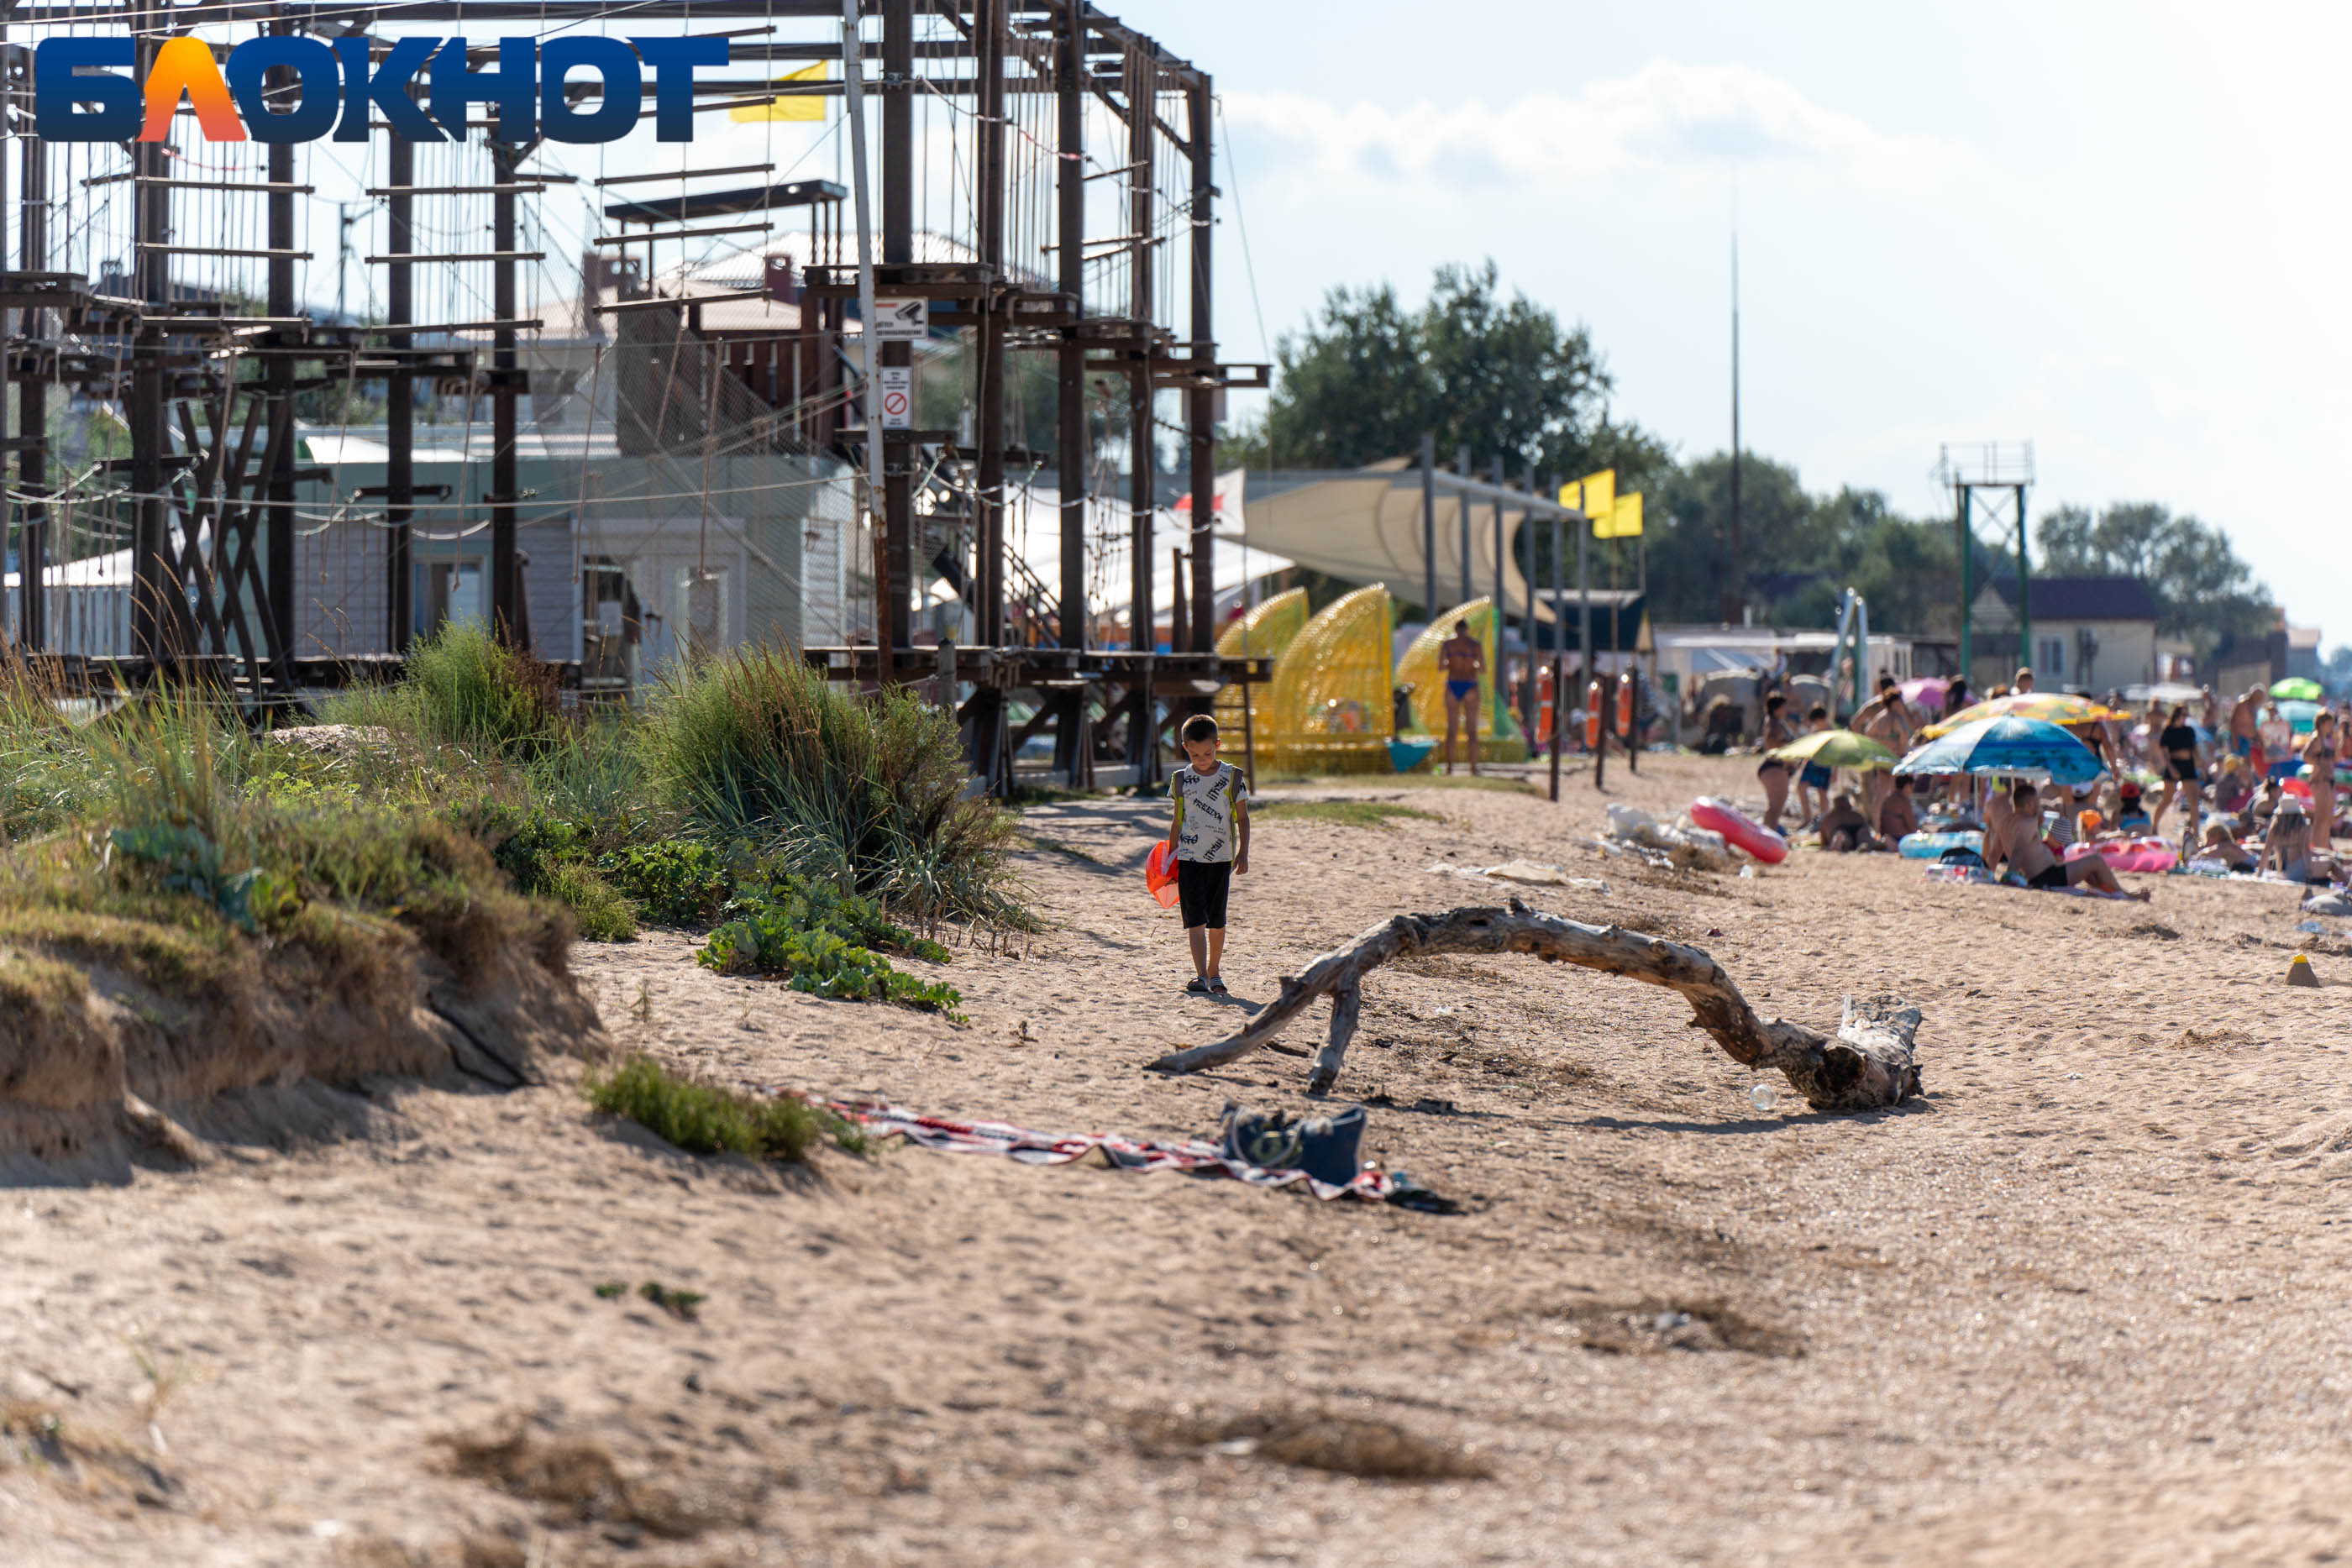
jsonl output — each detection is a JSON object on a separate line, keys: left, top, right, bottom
{"left": 585, "top": 1054, "right": 869, "bottom": 1161}
{"left": 0, "top": 628, "right": 1022, "bottom": 1094}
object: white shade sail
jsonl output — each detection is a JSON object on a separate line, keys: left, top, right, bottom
{"left": 1224, "top": 470, "right": 1557, "bottom": 621}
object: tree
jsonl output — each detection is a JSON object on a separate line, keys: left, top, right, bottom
{"left": 1224, "top": 260, "right": 1670, "bottom": 494}
{"left": 2034, "top": 501, "right": 2275, "bottom": 658}
{"left": 1637, "top": 454, "right": 1960, "bottom": 631}
{"left": 1646, "top": 451, "right": 1813, "bottom": 624}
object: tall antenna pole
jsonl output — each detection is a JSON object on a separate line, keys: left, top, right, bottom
{"left": 1725, "top": 203, "right": 1742, "bottom": 626}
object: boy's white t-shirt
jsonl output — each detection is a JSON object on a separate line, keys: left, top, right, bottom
{"left": 1171, "top": 761, "right": 1247, "bottom": 863}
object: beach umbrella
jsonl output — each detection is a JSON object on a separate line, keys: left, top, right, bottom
{"left": 1771, "top": 727, "right": 1899, "bottom": 771}
{"left": 1919, "top": 691, "right": 2120, "bottom": 739}
{"left": 1893, "top": 716, "right": 2106, "bottom": 784}
{"left": 2271, "top": 677, "right": 2324, "bottom": 701}
{"left": 2276, "top": 698, "right": 2323, "bottom": 733}
{"left": 1898, "top": 676, "right": 1950, "bottom": 711}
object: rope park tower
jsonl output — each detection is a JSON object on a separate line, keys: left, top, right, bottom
{"left": 0, "top": 1, "right": 1267, "bottom": 790}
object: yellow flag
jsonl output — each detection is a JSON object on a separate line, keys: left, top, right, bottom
{"left": 1560, "top": 468, "right": 1614, "bottom": 532}
{"left": 1595, "top": 491, "right": 1642, "bottom": 539}
{"left": 731, "top": 60, "right": 827, "bottom": 122}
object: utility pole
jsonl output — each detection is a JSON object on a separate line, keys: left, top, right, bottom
{"left": 842, "top": 0, "right": 882, "bottom": 653}
{"left": 973, "top": 0, "right": 1007, "bottom": 784}
{"left": 2016, "top": 481, "right": 2032, "bottom": 675}
{"left": 1521, "top": 458, "right": 1538, "bottom": 742}
{"left": 1583, "top": 511, "right": 1600, "bottom": 790}
{"left": 1547, "top": 501, "right": 1562, "bottom": 804}
{"left": 1053, "top": 0, "right": 1087, "bottom": 770}
{"left": 1420, "top": 431, "right": 1436, "bottom": 621}
{"left": 1451, "top": 446, "right": 1469, "bottom": 606}
{"left": 1185, "top": 70, "right": 1215, "bottom": 654}
{"left": 880, "top": 0, "right": 914, "bottom": 664}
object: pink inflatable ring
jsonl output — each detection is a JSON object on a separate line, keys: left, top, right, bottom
{"left": 1690, "top": 795, "right": 1788, "bottom": 865}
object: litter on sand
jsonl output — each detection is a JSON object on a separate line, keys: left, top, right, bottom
{"left": 811, "top": 1098, "right": 1458, "bottom": 1210}
{"left": 1425, "top": 860, "right": 1608, "bottom": 890}
{"left": 1587, "top": 804, "right": 1735, "bottom": 872}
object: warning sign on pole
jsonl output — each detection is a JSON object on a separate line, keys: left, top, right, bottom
{"left": 874, "top": 299, "right": 928, "bottom": 341}
{"left": 879, "top": 365, "right": 913, "bottom": 429}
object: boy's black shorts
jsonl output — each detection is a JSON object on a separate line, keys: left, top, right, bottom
{"left": 1176, "top": 859, "right": 1232, "bottom": 929}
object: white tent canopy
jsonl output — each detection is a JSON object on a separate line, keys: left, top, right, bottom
{"left": 1221, "top": 464, "right": 1558, "bottom": 622}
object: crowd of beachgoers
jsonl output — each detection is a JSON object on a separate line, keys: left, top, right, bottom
{"left": 1731, "top": 668, "right": 2348, "bottom": 900}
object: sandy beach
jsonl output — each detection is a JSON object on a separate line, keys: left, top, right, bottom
{"left": 7, "top": 751, "right": 2351, "bottom": 1566}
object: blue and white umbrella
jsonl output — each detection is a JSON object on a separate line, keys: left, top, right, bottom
{"left": 1893, "top": 715, "right": 2105, "bottom": 784}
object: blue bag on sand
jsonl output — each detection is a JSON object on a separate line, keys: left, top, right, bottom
{"left": 1220, "top": 1103, "right": 1366, "bottom": 1188}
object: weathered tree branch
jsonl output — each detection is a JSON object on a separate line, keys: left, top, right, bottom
{"left": 1147, "top": 900, "right": 1922, "bottom": 1113}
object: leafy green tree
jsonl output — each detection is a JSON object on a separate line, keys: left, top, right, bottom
{"left": 2034, "top": 501, "right": 2275, "bottom": 658}
{"left": 1224, "top": 260, "right": 1670, "bottom": 494}
{"left": 1640, "top": 454, "right": 1961, "bottom": 631}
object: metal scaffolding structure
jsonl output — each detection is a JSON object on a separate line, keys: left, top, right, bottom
{"left": 0, "top": 1, "right": 1265, "bottom": 787}
{"left": 1935, "top": 441, "right": 2035, "bottom": 679}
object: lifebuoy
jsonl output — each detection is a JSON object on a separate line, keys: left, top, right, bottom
{"left": 1690, "top": 795, "right": 1788, "bottom": 864}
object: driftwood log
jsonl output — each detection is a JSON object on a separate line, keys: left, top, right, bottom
{"left": 1147, "top": 900, "right": 1923, "bottom": 1112}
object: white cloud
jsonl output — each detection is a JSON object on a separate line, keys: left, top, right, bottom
{"left": 1225, "top": 60, "right": 1980, "bottom": 193}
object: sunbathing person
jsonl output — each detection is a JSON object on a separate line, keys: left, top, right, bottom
{"left": 1983, "top": 785, "right": 2019, "bottom": 861}
{"left": 2114, "top": 781, "right": 2152, "bottom": 834}
{"left": 2243, "top": 778, "right": 2284, "bottom": 836}
{"left": 1816, "top": 790, "right": 1882, "bottom": 852}
{"left": 2260, "top": 796, "right": 2318, "bottom": 883}
{"left": 2200, "top": 823, "right": 2256, "bottom": 870}
{"left": 2210, "top": 755, "right": 2255, "bottom": 816}
{"left": 1877, "top": 775, "right": 1919, "bottom": 842}
{"left": 1992, "top": 780, "right": 2150, "bottom": 899}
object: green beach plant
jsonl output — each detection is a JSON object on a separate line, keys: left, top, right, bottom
{"left": 642, "top": 644, "right": 1021, "bottom": 923}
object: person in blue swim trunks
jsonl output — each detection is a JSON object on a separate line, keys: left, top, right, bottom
{"left": 1439, "top": 618, "right": 1485, "bottom": 776}
{"left": 1795, "top": 704, "right": 1833, "bottom": 826}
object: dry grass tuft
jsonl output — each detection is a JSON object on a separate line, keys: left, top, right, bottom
{"left": 1142, "top": 1404, "right": 1491, "bottom": 1481}
{"left": 0, "top": 1400, "right": 180, "bottom": 1505}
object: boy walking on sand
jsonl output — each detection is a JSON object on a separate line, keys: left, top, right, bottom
{"left": 1168, "top": 713, "right": 1250, "bottom": 994}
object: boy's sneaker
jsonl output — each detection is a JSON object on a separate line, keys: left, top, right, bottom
{"left": 1184, "top": 976, "right": 1210, "bottom": 994}
{"left": 1207, "top": 977, "right": 1229, "bottom": 995}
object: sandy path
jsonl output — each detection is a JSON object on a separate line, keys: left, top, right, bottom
{"left": 6, "top": 754, "right": 2352, "bottom": 1565}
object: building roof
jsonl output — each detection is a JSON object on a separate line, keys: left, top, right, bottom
{"left": 1982, "top": 575, "right": 2160, "bottom": 621}
{"left": 2288, "top": 623, "right": 2323, "bottom": 651}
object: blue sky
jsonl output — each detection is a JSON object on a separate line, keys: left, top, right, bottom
{"left": 1112, "top": 1, "right": 2352, "bottom": 633}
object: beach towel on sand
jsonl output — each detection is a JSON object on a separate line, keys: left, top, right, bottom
{"left": 810, "top": 1099, "right": 1454, "bottom": 1209}
{"left": 1923, "top": 863, "right": 2132, "bottom": 900}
